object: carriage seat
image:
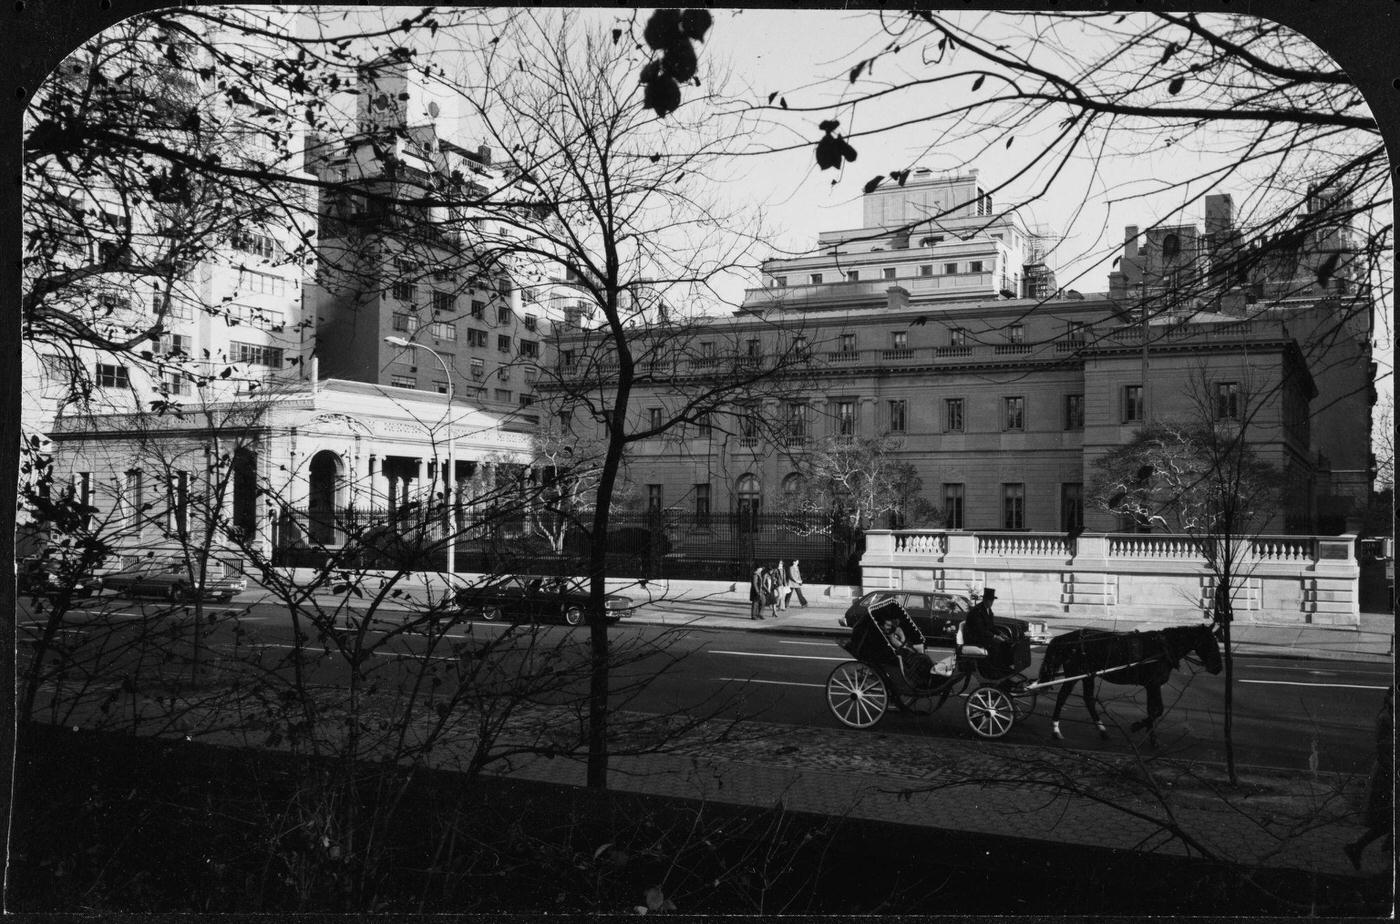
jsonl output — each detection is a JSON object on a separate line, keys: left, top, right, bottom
{"left": 955, "top": 625, "right": 989, "bottom": 659}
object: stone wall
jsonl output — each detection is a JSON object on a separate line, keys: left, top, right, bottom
{"left": 860, "top": 530, "right": 1360, "bottom": 627}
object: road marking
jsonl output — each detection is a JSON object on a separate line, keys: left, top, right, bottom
{"left": 1239, "top": 679, "right": 1390, "bottom": 691}
{"left": 707, "top": 650, "right": 850, "bottom": 663}
{"left": 779, "top": 639, "right": 845, "bottom": 647}
{"left": 718, "top": 676, "right": 827, "bottom": 689}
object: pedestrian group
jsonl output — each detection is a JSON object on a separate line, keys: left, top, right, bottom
{"left": 749, "top": 558, "right": 808, "bottom": 620}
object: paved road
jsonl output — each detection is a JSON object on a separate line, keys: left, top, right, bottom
{"left": 20, "top": 593, "right": 1386, "bottom": 775}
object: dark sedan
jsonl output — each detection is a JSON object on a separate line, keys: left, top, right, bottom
{"left": 840, "top": 590, "right": 1047, "bottom": 647}
{"left": 18, "top": 557, "right": 104, "bottom": 600}
{"left": 454, "top": 575, "right": 635, "bottom": 626}
{"left": 102, "top": 562, "right": 247, "bottom": 603}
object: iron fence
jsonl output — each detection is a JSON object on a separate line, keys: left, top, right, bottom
{"left": 270, "top": 507, "right": 858, "bottom": 584}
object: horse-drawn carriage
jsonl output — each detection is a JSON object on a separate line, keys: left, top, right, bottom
{"left": 826, "top": 597, "right": 1224, "bottom": 742}
{"left": 824, "top": 597, "right": 1038, "bottom": 738}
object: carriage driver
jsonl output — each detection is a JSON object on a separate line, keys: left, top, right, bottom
{"left": 960, "top": 588, "right": 998, "bottom": 659}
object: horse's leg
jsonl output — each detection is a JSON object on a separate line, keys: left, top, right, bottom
{"left": 1130, "top": 681, "right": 1164, "bottom": 745}
{"left": 1081, "top": 677, "right": 1110, "bottom": 739}
{"left": 1050, "top": 674, "right": 1077, "bottom": 740}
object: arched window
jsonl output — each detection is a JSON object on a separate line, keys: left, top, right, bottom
{"left": 1161, "top": 233, "right": 1180, "bottom": 262}
{"left": 736, "top": 474, "right": 761, "bottom": 532}
{"left": 782, "top": 473, "right": 806, "bottom": 499}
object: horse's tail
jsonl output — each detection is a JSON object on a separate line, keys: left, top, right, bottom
{"left": 1038, "top": 635, "right": 1065, "bottom": 683}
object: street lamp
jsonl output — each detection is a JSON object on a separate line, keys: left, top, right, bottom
{"left": 385, "top": 336, "right": 456, "bottom": 575}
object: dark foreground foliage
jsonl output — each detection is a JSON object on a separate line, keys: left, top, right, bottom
{"left": 9, "top": 723, "right": 1390, "bottom": 915}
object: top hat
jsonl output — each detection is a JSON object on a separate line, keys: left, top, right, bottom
{"left": 983, "top": 588, "right": 997, "bottom": 600}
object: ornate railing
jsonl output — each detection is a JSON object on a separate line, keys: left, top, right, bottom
{"left": 893, "top": 531, "right": 947, "bottom": 555}
{"left": 978, "top": 532, "right": 1072, "bottom": 557}
{"left": 1108, "top": 535, "right": 1200, "bottom": 559}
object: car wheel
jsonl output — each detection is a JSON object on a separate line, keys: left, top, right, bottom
{"left": 562, "top": 605, "right": 585, "bottom": 627}
{"left": 480, "top": 605, "right": 502, "bottom": 622}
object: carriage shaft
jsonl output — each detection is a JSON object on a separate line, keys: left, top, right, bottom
{"left": 1022, "top": 655, "right": 1162, "bottom": 692}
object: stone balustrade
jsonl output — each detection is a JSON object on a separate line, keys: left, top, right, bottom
{"left": 861, "top": 529, "right": 1360, "bottom": 627}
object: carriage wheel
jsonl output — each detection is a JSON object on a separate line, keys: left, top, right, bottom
{"left": 966, "top": 685, "right": 1017, "bottom": 739}
{"left": 826, "top": 662, "right": 889, "bottom": 729}
{"left": 1001, "top": 673, "right": 1038, "bottom": 720}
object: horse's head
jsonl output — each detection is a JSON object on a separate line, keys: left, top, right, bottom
{"left": 1192, "top": 624, "right": 1223, "bottom": 674}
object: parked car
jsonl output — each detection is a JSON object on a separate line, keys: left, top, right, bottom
{"left": 839, "top": 590, "right": 1046, "bottom": 647}
{"left": 454, "top": 575, "right": 635, "bottom": 626}
{"left": 102, "top": 562, "right": 247, "bottom": 603}
{"left": 17, "top": 557, "right": 104, "bottom": 600}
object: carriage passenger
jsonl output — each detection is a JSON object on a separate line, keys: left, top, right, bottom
{"left": 880, "top": 615, "right": 938, "bottom": 686}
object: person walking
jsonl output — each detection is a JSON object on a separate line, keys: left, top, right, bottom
{"left": 1345, "top": 685, "right": 1393, "bottom": 869}
{"left": 776, "top": 560, "right": 791, "bottom": 611}
{"left": 749, "top": 566, "right": 767, "bottom": 620}
{"left": 786, "top": 559, "right": 809, "bottom": 607}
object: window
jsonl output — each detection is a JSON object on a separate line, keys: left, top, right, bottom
{"left": 773, "top": 275, "right": 787, "bottom": 287}
{"left": 159, "top": 372, "right": 191, "bottom": 396}
{"left": 949, "top": 328, "right": 966, "bottom": 347}
{"left": 747, "top": 338, "right": 762, "bottom": 357}
{"left": 736, "top": 474, "right": 761, "bottom": 529}
{"left": 561, "top": 349, "right": 575, "bottom": 368}
{"left": 1215, "top": 382, "right": 1240, "bottom": 420}
{"left": 153, "top": 332, "right": 191, "bottom": 355}
{"left": 524, "top": 315, "right": 538, "bottom": 331}
{"left": 647, "top": 484, "right": 663, "bottom": 513}
{"left": 1064, "top": 394, "right": 1084, "bottom": 430}
{"left": 431, "top": 290, "right": 455, "bottom": 312}
{"left": 1002, "top": 396, "right": 1025, "bottom": 431}
{"left": 429, "top": 321, "right": 456, "bottom": 341}
{"left": 846, "top": 270, "right": 860, "bottom": 282}
{"left": 694, "top": 483, "right": 711, "bottom": 522}
{"left": 391, "top": 375, "right": 416, "bottom": 388}
{"left": 888, "top": 399, "right": 907, "bottom": 433}
{"left": 809, "top": 273, "right": 823, "bottom": 285}
{"left": 919, "top": 265, "right": 934, "bottom": 277}
{"left": 784, "top": 402, "right": 807, "bottom": 438}
{"left": 76, "top": 472, "right": 91, "bottom": 528}
{"left": 519, "top": 393, "right": 535, "bottom": 407}
{"left": 891, "top": 330, "right": 908, "bottom": 349}
{"left": 739, "top": 407, "right": 759, "bottom": 439}
{"left": 969, "top": 260, "right": 984, "bottom": 273}
{"left": 836, "top": 399, "right": 857, "bottom": 437}
{"left": 944, "top": 263, "right": 959, "bottom": 275}
{"left": 944, "top": 397, "right": 964, "bottom": 432}
{"left": 498, "top": 365, "right": 511, "bottom": 382}
{"left": 1007, "top": 324, "right": 1024, "bottom": 344}
{"left": 1061, "top": 483, "right": 1084, "bottom": 533}
{"left": 1066, "top": 321, "right": 1089, "bottom": 345}
{"left": 497, "top": 334, "right": 512, "bottom": 353}
{"left": 434, "top": 381, "right": 449, "bottom": 394}
{"left": 782, "top": 473, "right": 806, "bottom": 503}
{"left": 232, "top": 342, "right": 284, "bottom": 367}
{"left": 96, "top": 363, "right": 129, "bottom": 388}
{"left": 240, "top": 268, "right": 289, "bottom": 297}
{"left": 231, "top": 230, "right": 277, "bottom": 259}
{"left": 494, "top": 388, "right": 512, "bottom": 402}
{"left": 99, "top": 291, "right": 131, "bottom": 312}
{"left": 883, "top": 267, "right": 897, "bottom": 280}
{"left": 467, "top": 328, "right": 487, "bottom": 347}
{"left": 125, "top": 470, "right": 144, "bottom": 528}
{"left": 695, "top": 413, "right": 712, "bottom": 438}
{"left": 648, "top": 407, "right": 664, "bottom": 430}
{"left": 794, "top": 335, "right": 809, "bottom": 357}
{"left": 497, "top": 305, "right": 512, "bottom": 325}
{"left": 839, "top": 333, "right": 857, "bottom": 353}
{"left": 470, "top": 300, "right": 485, "bottom": 319}
{"left": 1002, "top": 483, "right": 1025, "bottom": 529}
{"left": 1123, "top": 385, "right": 1144, "bottom": 422}
{"left": 470, "top": 359, "right": 484, "bottom": 380}
{"left": 519, "top": 340, "right": 539, "bottom": 358}
{"left": 943, "top": 484, "right": 964, "bottom": 529}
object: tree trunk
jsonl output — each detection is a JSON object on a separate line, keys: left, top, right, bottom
{"left": 1216, "top": 573, "right": 1237, "bottom": 785}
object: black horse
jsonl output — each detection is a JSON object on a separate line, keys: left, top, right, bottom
{"left": 1039, "top": 624, "right": 1222, "bottom": 746}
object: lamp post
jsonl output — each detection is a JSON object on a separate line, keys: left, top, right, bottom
{"left": 385, "top": 336, "right": 456, "bottom": 575}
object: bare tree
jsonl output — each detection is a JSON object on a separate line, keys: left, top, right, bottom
{"left": 437, "top": 10, "right": 816, "bottom": 788}
{"left": 1088, "top": 374, "right": 1289, "bottom": 782}
{"left": 788, "top": 434, "right": 941, "bottom": 531}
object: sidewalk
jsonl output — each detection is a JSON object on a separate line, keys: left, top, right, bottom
{"left": 255, "top": 571, "right": 1395, "bottom": 663}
